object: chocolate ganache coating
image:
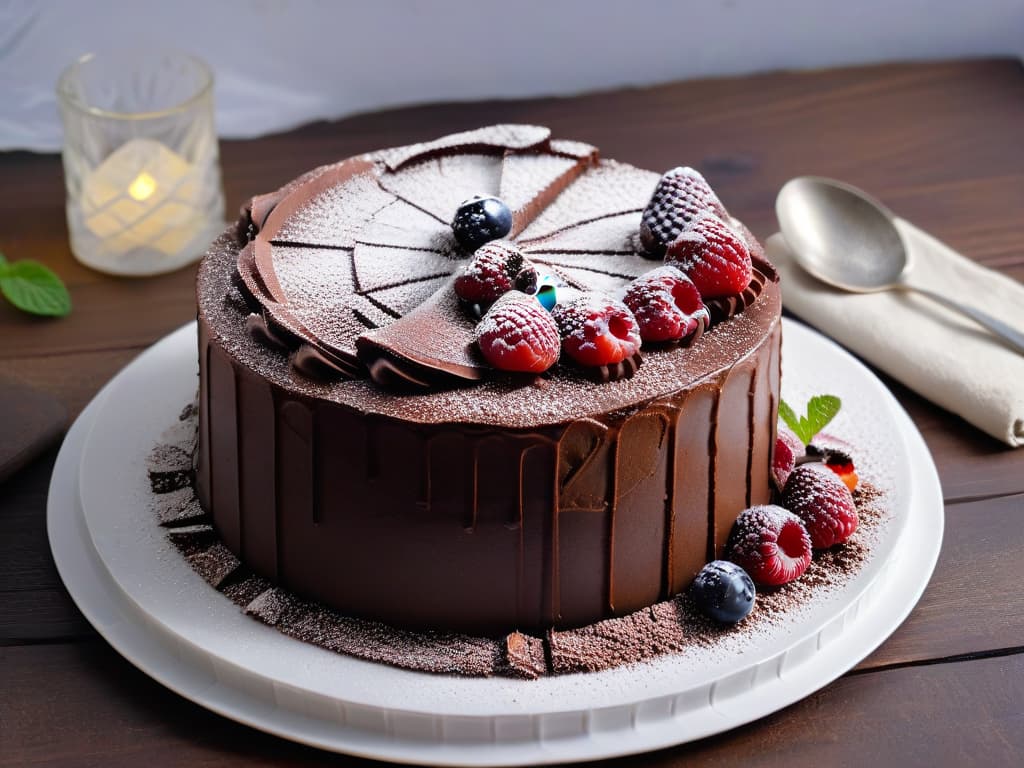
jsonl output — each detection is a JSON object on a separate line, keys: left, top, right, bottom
{"left": 196, "top": 125, "right": 781, "bottom": 635}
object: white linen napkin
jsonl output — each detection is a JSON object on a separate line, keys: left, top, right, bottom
{"left": 766, "top": 219, "right": 1024, "bottom": 447}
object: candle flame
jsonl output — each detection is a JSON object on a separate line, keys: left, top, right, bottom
{"left": 128, "top": 172, "right": 157, "bottom": 202}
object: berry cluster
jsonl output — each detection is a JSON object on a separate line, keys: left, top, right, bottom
{"left": 691, "top": 401, "right": 862, "bottom": 623}
{"left": 453, "top": 169, "right": 751, "bottom": 380}
{"left": 641, "top": 167, "right": 753, "bottom": 298}
{"left": 459, "top": 240, "right": 645, "bottom": 375}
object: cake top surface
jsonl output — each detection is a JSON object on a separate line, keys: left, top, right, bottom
{"left": 197, "top": 124, "right": 780, "bottom": 428}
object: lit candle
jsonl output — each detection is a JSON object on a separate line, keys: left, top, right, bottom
{"left": 80, "top": 137, "right": 207, "bottom": 258}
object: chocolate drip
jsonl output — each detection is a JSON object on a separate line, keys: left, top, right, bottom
{"left": 238, "top": 372, "right": 278, "bottom": 580}
{"left": 705, "top": 388, "right": 721, "bottom": 563}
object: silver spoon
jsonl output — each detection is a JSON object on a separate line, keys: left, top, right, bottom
{"left": 776, "top": 176, "right": 1024, "bottom": 355}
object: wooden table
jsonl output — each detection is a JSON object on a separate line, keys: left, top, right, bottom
{"left": 3, "top": 59, "right": 1023, "bottom": 766}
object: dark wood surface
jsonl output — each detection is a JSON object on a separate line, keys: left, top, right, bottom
{"left": 2, "top": 58, "right": 1023, "bottom": 766}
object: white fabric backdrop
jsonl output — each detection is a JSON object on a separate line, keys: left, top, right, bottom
{"left": 1, "top": 0, "right": 1022, "bottom": 152}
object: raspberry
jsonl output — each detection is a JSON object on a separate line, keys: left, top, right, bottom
{"left": 772, "top": 425, "right": 804, "bottom": 492}
{"left": 623, "top": 265, "right": 710, "bottom": 345}
{"left": 727, "top": 505, "right": 813, "bottom": 587}
{"left": 550, "top": 293, "right": 642, "bottom": 368}
{"left": 454, "top": 240, "right": 526, "bottom": 306}
{"left": 664, "top": 215, "right": 752, "bottom": 298}
{"left": 639, "top": 167, "right": 727, "bottom": 256}
{"left": 475, "top": 292, "right": 560, "bottom": 373}
{"left": 782, "top": 464, "right": 859, "bottom": 549}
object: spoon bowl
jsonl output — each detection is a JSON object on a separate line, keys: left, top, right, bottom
{"left": 775, "top": 176, "right": 1024, "bottom": 355}
{"left": 775, "top": 176, "right": 908, "bottom": 292}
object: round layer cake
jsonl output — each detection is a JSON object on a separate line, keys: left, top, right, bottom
{"left": 195, "top": 125, "right": 781, "bottom": 635}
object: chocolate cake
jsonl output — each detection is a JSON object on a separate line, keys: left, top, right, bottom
{"left": 195, "top": 125, "right": 781, "bottom": 636}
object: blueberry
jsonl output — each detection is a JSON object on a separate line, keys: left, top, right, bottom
{"left": 451, "top": 196, "right": 513, "bottom": 251}
{"left": 690, "top": 560, "right": 755, "bottom": 624}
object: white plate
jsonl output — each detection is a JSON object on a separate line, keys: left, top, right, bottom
{"left": 49, "top": 319, "right": 943, "bottom": 765}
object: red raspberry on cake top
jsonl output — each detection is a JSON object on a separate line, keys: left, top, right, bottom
{"left": 623, "top": 265, "right": 710, "bottom": 345}
{"left": 551, "top": 293, "right": 642, "bottom": 368}
{"left": 454, "top": 240, "right": 527, "bottom": 307}
{"left": 665, "top": 214, "right": 753, "bottom": 299}
{"left": 475, "top": 292, "right": 560, "bottom": 373}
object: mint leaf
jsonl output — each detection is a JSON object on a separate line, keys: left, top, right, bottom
{"left": 779, "top": 395, "right": 842, "bottom": 445}
{"left": 0, "top": 260, "right": 72, "bottom": 317}
{"left": 778, "top": 399, "right": 800, "bottom": 439}
{"left": 805, "top": 395, "right": 842, "bottom": 439}
{"left": 0, "top": 251, "right": 7, "bottom": 269}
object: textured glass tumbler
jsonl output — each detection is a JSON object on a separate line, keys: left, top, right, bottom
{"left": 57, "top": 52, "right": 225, "bottom": 276}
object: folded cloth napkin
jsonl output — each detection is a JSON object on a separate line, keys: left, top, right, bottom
{"left": 766, "top": 219, "right": 1024, "bottom": 447}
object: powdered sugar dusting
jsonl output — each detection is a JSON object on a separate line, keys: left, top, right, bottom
{"left": 200, "top": 226, "right": 780, "bottom": 426}
{"left": 520, "top": 210, "right": 641, "bottom": 253}
{"left": 351, "top": 242, "right": 456, "bottom": 294}
{"left": 517, "top": 161, "right": 659, "bottom": 242}
{"left": 273, "top": 170, "right": 395, "bottom": 248}
{"left": 379, "top": 153, "right": 502, "bottom": 224}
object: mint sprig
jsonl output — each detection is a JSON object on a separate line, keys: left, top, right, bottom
{"left": 0, "top": 252, "right": 71, "bottom": 317}
{"left": 779, "top": 394, "right": 841, "bottom": 446}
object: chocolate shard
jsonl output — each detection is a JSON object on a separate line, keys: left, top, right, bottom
{"left": 370, "top": 124, "right": 552, "bottom": 171}
{"left": 148, "top": 466, "right": 192, "bottom": 494}
{"left": 154, "top": 487, "right": 207, "bottom": 527}
{"left": 244, "top": 587, "right": 302, "bottom": 627}
{"left": 222, "top": 574, "right": 274, "bottom": 607}
{"left": 186, "top": 543, "right": 241, "bottom": 589}
{"left": 259, "top": 158, "right": 386, "bottom": 249}
{"left": 238, "top": 161, "right": 339, "bottom": 240}
{"left": 167, "top": 524, "right": 218, "bottom": 556}
{"left": 356, "top": 277, "right": 486, "bottom": 389}
{"left": 498, "top": 147, "right": 596, "bottom": 237}
{"left": 500, "top": 631, "right": 549, "bottom": 679}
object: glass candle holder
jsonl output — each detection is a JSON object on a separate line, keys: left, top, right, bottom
{"left": 57, "top": 51, "right": 225, "bottom": 276}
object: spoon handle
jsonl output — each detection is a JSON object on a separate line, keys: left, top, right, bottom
{"left": 913, "top": 286, "right": 1024, "bottom": 355}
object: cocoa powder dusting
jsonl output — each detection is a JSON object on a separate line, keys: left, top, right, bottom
{"left": 146, "top": 410, "right": 891, "bottom": 679}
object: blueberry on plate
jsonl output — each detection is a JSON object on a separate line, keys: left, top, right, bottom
{"left": 690, "top": 560, "right": 756, "bottom": 624}
{"left": 452, "top": 196, "right": 513, "bottom": 251}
